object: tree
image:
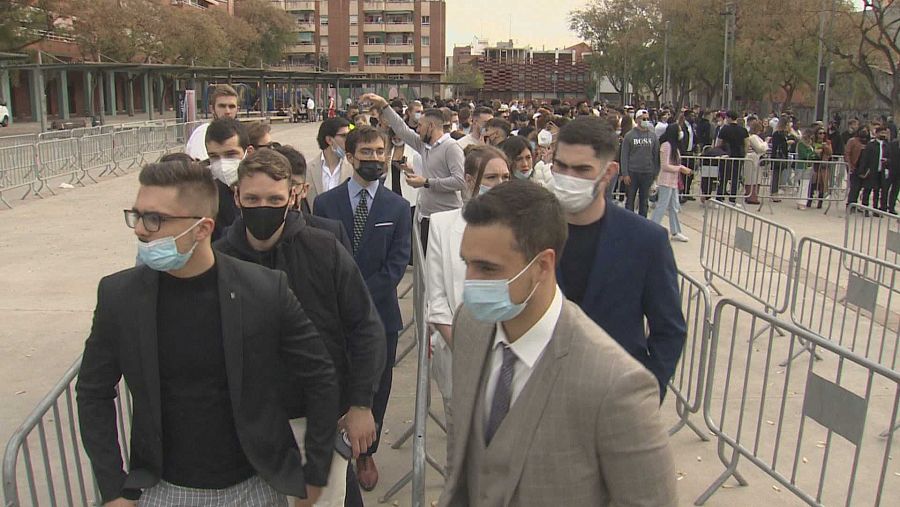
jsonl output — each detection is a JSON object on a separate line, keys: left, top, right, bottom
{"left": 570, "top": 0, "right": 663, "bottom": 105}
{"left": 235, "top": 0, "right": 295, "bottom": 65}
{"left": 829, "top": 0, "right": 900, "bottom": 117}
{"left": 444, "top": 63, "right": 485, "bottom": 97}
{"left": 658, "top": 0, "right": 724, "bottom": 108}
{"left": 0, "top": 0, "right": 59, "bottom": 53}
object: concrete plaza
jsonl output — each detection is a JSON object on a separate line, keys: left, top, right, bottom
{"left": 1, "top": 121, "right": 897, "bottom": 506}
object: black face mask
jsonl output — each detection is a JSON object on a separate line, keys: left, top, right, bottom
{"left": 242, "top": 205, "right": 288, "bottom": 240}
{"left": 357, "top": 160, "right": 384, "bottom": 182}
{"left": 422, "top": 130, "right": 433, "bottom": 146}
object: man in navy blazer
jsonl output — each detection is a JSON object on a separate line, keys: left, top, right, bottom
{"left": 546, "top": 116, "right": 686, "bottom": 399}
{"left": 314, "top": 125, "right": 411, "bottom": 491}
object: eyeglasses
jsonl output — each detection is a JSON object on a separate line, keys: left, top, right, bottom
{"left": 124, "top": 210, "right": 203, "bottom": 232}
{"left": 251, "top": 141, "right": 282, "bottom": 150}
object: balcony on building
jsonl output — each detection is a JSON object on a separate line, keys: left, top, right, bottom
{"left": 284, "top": 0, "right": 316, "bottom": 12}
{"left": 288, "top": 43, "right": 317, "bottom": 54}
{"left": 384, "top": 0, "right": 415, "bottom": 11}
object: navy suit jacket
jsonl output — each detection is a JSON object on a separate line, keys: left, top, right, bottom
{"left": 558, "top": 203, "right": 686, "bottom": 397}
{"left": 314, "top": 180, "right": 411, "bottom": 335}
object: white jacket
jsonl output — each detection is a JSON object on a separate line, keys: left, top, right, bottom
{"left": 382, "top": 143, "right": 423, "bottom": 208}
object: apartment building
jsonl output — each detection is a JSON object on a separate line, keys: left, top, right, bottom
{"left": 272, "top": 0, "right": 445, "bottom": 78}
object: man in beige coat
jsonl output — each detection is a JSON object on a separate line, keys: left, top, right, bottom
{"left": 440, "top": 180, "right": 677, "bottom": 507}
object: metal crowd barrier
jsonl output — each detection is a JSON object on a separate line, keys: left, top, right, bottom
{"left": 0, "top": 133, "right": 38, "bottom": 149}
{"left": 697, "top": 299, "right": 899, "bottom": 506}
{"left": 667, "top": 270, "right": 713, "bottom": 441}
{"left": 0, "top": 122, "right": 203, "bottom": 209}
{"left": 2, "top": 357, "right": 133, "bottom": 507}
{"left": 700, "top": 200, "right": 797, "bottom": 320}
{"left": 379, "top": 213, "right": 441, "bottom": 506}
{"left": 845, "top": 204, "right": 900, "bottom": 266}
{"left": 790, "top": 236, "right": 900, "bottom": 372}
{"left": 0, "top": 144, "right": 39, "bottom": 208}
{"left": 756, "top": 157, "right": 849, "bottom": 215}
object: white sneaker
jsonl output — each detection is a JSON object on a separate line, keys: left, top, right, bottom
{"left": 672, "top": 233, "right": 689, "bottom": 242}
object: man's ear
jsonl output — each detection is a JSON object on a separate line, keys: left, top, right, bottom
{"left": 233, "top": 188, "right": 242, "bottom": 209}
{"left": 246, "top": 145, "right": 256, "bottom": 156}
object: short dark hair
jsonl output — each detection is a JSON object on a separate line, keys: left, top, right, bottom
{"left": 346, "top": 125, "right": 386, "bottom": 156}
{"left": 158, "top": 152, "right": 196, "bottom": 165}
{"left": 246, "top": 122, "right": 271, "bottom": 147}
{"left": 473, "top": 106, "right": 494, "bottom": 119}
{"left": 499, "top": 135, "right": 533, "bottom": 166}
{"left": 206, "top": 118, "right": 249, "bottom": 150}
{"left": 557, "top": 116, "right": 618, "bottom": 160}
{"left": 237, "top": 148, "right": 291, "bottom": 184}
{"left": 317, "top": 117, "right": 351, "bottom": 150}
{"left": 138, "top": 161, "right": 219, "bottom": 218}
{"left": 486, "top": 117, "right": 512, "bottom": 136}
{"left": 726, "top": 110, "right": 739, "bottom": 120}
{"left": 422, "top": 108, "right": 445, "bottom": 123}
{"left": 274, "top": 145, "right": 307, "bottom": 178}
{"left": 463, "top": 180, "right": 567, "bottom": 261}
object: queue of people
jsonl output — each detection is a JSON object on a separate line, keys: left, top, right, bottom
{"left": 76, "top": 84, "right": 694, "bottom": 507}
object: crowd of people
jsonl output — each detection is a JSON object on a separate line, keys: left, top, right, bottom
{"left": 88, "top": 82, "right": 900, "bottom": 506}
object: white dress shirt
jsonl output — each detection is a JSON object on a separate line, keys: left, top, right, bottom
{"left": 484, "top": 286, "right": 564, "bottom": 423}
{"left": 321, "top": 153, "right": 344, "bottom": 192}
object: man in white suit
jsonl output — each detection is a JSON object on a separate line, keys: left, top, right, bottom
{"left": 440, "top": 180, "right": 677, "bottom": 507}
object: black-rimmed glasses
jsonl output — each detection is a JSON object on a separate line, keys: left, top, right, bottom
{"left": 124, "top": 210, "right": 203, "bottom": 232}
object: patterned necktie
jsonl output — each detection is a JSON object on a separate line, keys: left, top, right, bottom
{"left": 485, "top": 344, "right": 516, "bottom": 445}
{"left": 353, "top": 189, "right": 369, "bottom": 254}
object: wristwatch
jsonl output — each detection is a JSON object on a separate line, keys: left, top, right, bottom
{"left": 423, "top": 178, "right": 430, "bottom": 188}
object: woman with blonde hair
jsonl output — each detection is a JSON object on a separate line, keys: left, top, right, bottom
{"left": 744, "top": 119, "right": 768, "bottom": 205}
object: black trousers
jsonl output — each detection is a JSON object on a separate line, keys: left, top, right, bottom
{"left": 880, "top": 175, "right": 900, "bottom": 212}
{"left": 419, "top": 217, "right": 430, "bottom": 256}
{"left": 717, "top": 158, "right": 742, "bottom": 203}
{"left": 771, "top": 160, "right": 788, "bottom": 195}
{"left": 680, "top": 156, "right": 697, "bottom": 197}
{"left": 364, "top": 331, "right": 399, "bottom": 456}
{"left": 861, "top": 172, "right": 883, "bottom": 209}
{"left": 847, "top": 171, "right": 864, "bottom": 207}
{"left": 345, "top": 463, "right": 363, "bottom": 507}
{"left": 625, "top": 171, "right": 655, "bottom": 217}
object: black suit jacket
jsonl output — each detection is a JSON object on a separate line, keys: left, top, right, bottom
{"left": 76, "top": 253, "right": 339, "bottom": 503}
{"left": 858, "top": 140, "right": 888, "bottom": 179}
{"left": 302, "top": 211, "right": 352, "bottom": 252}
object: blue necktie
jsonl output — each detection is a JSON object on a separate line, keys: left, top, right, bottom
{"left": 485, "top": 344, "right": 516, "bottom": 445}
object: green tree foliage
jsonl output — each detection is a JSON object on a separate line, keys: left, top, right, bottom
{"left": 63, "top": 0, "right": 293, "bottom": 66}
{"left": 0, "top": 0, "right": 59, "bottom": 53}
{"left": 444, "top": 63, "right": 485, "bottom": 96}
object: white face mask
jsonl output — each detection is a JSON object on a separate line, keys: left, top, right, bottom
{"left": 209, "top": 157, "right": 242, "bottom": 186}
{"left": 547, "top": 171, "right": 600, "bottom": 213}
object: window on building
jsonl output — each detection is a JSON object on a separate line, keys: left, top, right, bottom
{"left": 367, "top": 35, "right": 384, "bottom": 45}
{"left": 297, "top": 32, "right": 313, "bottom": 44}
{"left": 350, "top": 14, "right": 358, "bottom": 25}
{"left": 320, "top": 15, "right": 328, "bottom": 26}
{"left": 350, "top": 36, "right": 359, "bottom": 47}
{"left": 320, "top": 36, "right": 329, "bottom": 47}
{"left": 421, "top": 56, "right": 431, "bottom": 67}
{"left": 387, "top": 56, "right": 405, "bottom": 66}
{"left": 366, "top": 55, "right": 382, "bottom": 65}
{"left": 365, "top": 15, "right": 383, "bottom": 23}
{"left": 421, "top": 36, "right": 430, "bottom": 47}
{"left": 349, "top": 56, "right": 359, "bottom": 66}
{"left": 422, "top": 15, "right": 430, "bottom": 26}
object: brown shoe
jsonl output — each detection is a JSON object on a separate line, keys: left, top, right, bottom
{"left": 357, "top": 455, "right": 379, "bottom": 491}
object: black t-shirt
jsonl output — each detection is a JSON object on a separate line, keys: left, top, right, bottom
{"left": 718, "top": 123, "right": 749, "bottom": 158}
{"left": 157, "top": 264, "right": 254, "bottom": 489}
{"left": 560, "top": 219, "right": 603, "bottom": 305}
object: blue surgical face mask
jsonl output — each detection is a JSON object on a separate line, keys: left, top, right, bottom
{"left": 479, "top": 184, "right": 491, "bottom": 195}
{"left": 463, "top": 255, "right": 541, "bottom": 322}
{"left": 136, "top": 219, "right": 203, "bottom": 272}
{"left": 333, "top": 144, "right": 346, "bottom": 159}
{"left": 514, "top": 169, "right": 533, "bottom": 180}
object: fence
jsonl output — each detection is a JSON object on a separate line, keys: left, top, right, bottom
{"left": 0, "top": 121, "right": 204, "bottom": 209}
{"left": 700, "top": 200, "right": 797, "bottom": 318}
{"left": 757, "top": 157, "right": 849, "bottom": 215}
{"left": 697, "top": 299, "right": 899, "bottom": 506}
{"left": 667, "top": 270, "right": 713, "bottom": 441}
{"left": 2, "top": 357, "right": 133, "bottom": 507}
{"left": 845, "top": 204, "right": 900, "bottom": 267}
{"left": 790, "top": 236, "right": 900, "bottom": 371}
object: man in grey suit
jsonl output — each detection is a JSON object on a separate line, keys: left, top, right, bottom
{"left": 441, "top": 180, "right": 677, "bottom": 507}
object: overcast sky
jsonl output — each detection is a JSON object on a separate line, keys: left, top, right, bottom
{"left": 444, "top": 0, "right": 587, "bottom": 53}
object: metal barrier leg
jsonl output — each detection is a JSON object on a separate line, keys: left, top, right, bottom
{"left": 695, "top": 459, "right": 745, "bottom": 505}
{"left": 377, "top": 470, "right": 411, "bottom": 503}
{"left": 392, "top": 320, "right": 417, "bottom": 366}
{"left": 879, "top": 421, "right": 899, "bottom": 438}
{"left": 668, "top": 397, "right": 710, "bottom": 441}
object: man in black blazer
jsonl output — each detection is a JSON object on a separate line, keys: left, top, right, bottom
{"left": 214, "top": 148, "right": 386, "bottom": 505}
{"left": 858, "top": 126, "right": 891, "bottom": 212}
{"left": 76, "top": 161, "right": 338, "bottom": 506}
{"left": 314, "top": 126, "right": 412, "bottom": 491}
{"left": 546, "top": 116, "right": 687, "bottom": 399}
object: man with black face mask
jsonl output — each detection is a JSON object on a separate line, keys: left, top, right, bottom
{"left": 213, "top": 148, "right": 386, "bottom": 507}
{"left": 314, "top": 126, "right": 412, "bottom": 493}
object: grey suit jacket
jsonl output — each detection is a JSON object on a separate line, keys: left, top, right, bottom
{"left": 439, "top": 299, "right": 677, "bottom": 507}
{"left": 306, "top": 151, "right": 354, "bottom": 212}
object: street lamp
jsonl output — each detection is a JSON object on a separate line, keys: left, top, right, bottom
{"left": 551, "top": 70, "right": 558, "bottom": 99}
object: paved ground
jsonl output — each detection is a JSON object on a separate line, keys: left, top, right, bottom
{"left": 2, "top": 121, "right": 897, "bottom": 506}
